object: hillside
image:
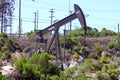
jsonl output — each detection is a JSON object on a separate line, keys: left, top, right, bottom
{"left": 0, "top": 32, "right": 120, "bottom": 80}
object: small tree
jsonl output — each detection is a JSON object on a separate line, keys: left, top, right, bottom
{"left": 107, "top": 41, "right": 119, "bottom": 49}
{"left": 15, "top": 52, "right": 58, "bottom": 80}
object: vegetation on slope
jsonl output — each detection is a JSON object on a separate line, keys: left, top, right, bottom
{"left": 0, "top": 27, "right": 120, "bottom": 80}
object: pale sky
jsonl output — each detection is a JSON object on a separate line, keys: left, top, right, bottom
{"left": 12, "top": 0, "right": 120, "bottom": 33}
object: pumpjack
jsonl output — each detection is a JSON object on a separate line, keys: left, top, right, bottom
{"left": 38, "top": 4, "right": 87, "bottom": 69}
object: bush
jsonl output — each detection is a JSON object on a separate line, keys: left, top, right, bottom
{"left": 108, "top": 69, "right": 120, "bottom": 80}
{"left": 0, "top": 74, "right": 6, "bottom": 80}
{"left": 101, "top": 63, "right": 120, "bottom": 80}
{"left": 73, "top": 46, "right": 80, "bottom": 52}
{"left": 107, "top": 41, "right": 119, "bottom": 49}
{"left": 0, "top": 33, "right": 8, "bottom": 38}
{"left": 88, "top": 30, "right": 100, "bottom": 38}
{"left": 59, "top": 67, "right": 90, "bottom": 80}
{"left": 100, "top": 56, "right": 111, "bottom": 64}
{"left": 116, "top": 32, "right": 120, "bottom": 44}
{"left": 73, "top": 53, "right": 79, "bottom": 59}
{"left": 48, "top": 75, "right": 59, "bottom": 80}
{"left": 100, "top": 28, "right": 116, "bottom": 37}
{"left": 94, "top": 45, "right": 104, "bottom": 58}
{"left": 96, "top": 71, "right": 110, "bottom": 80}
{"left": 15, "top": 53, "right": 58, "bottom": 80}
{"left": 90, "top": 62, "right": 103, "bottom": 72}
{"left": 102, "top": 64, "right": 118, "bottom": 73}
{"left": 81, "top": 47, "right": 86, "bottom": 52}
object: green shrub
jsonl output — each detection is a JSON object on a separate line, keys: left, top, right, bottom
{"left": 100, "top": 56, "right": 111, "bottom": 64}
{"left": 81, "top": 58, "right": 94, "bottom": 72}
{"left": 116, "top": 32, "right": 120, "bottom": 44}
{"left": 88, "top": 30, "right": 100, "bottom": 38}
{"left": 73, "top": 73, "right": 90, "bottom": 80}
{"left": 59, "top": 67, "right": 90, "bottom": 80}
{"left": 108, "top": 69, "right": 120, "bottom": 80}
{"left": 81, "top": 47, "right": 86, "bottom": 52}
{"left": 48, "top": 75, "right": 59, "bottom": 80}
{"left": 90, "top": 62, "right": 103, "bottom": 72}
{"left": 26, "top": 31, "right": 35, "bottom": 38}
{"left": 59, "top": 67, "right": 77, "bottom": 80}
{"left": 0, "top": 33, "right": 8, "bottom": 38}
{"left": 73, "top": 53, "right": 79, "bottom": 59}
{"left": 107, "top": 41, "right": 119, "bottom": 49}
{"left": 0, "top": 74, "right": 6, "bottom": 80}
{"left": 94, "top": 45, "right": 104, "bottom": 58}
{"left": 102, "top": 64, "right": 118, "bottom": 73}
{"left": 73, "top": 46, "right": 80, "bottom": 52}
{"left": 96, "top": 69, "right": 120, "bottom": 80}
{"left": 96, "top": 71, "right": 110, "bottom": 80}
{"left": 15, "top": 53, "right": 58, "bottom": 80}
{"left": 100, "top": 28, "right": 116, "bottom": 37}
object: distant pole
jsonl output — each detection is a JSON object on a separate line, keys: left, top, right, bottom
{"left": 19, "top": 0, "right": 21, "bottom": 38}
{"left": 49, "top": 8, "right": 55, "bottom": 34}
{"left": 118, "top": 23, "right": 119, "bottom": 33}
{"left": 63, "top": 29, "right": 66, "bottom": 62}
{"left": 1, "top": 12, "right": 4, "bottom": 33}
{"left": 34, "top": 11, "right": 39, "bottom": 53}
{"left": 69, "top": 11, "right": 72, "bottom": 31}
{"left": 37, "top": 10, "right": 39, "bottom": 30}
{"left": 49, "top": 8, "right": 55, "bottom": 25}
{"left": 34, "top": 11, "right": 39, "bottom": 31}
{"left": 34, "top": 12, "right": 37, "bottom": 31}
{"left": 69, "top": 0, "right": 72, "bottom": 31}
{"left": 21, "top": 18, "right": 22, "bottom": 32}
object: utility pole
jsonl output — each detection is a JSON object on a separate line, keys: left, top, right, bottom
{"left": 49, "top": 8, "right": 55, "bottom": 34}
{"left": 69, "top": 0, "right": 72, "bottom": 31}
{"left": 1, "top": 11, "right": 4, "bottom": 33}
{"left": 34, "top": 12, "right": 37, "bottom": 31}
{"left": 63, "top": 29, "right": 66, "bottom": 62}
{"left": 49, "top": 8, "right": 55, "bottom": 25}
{"left": 34, "top": 11, "right": 39, "bottom": 53}
{"left": 34, "top": 10, "right": 39, "bottom": 31}
{"left": 19, "top": 0, "right": 21, "bottom": 38}
{"left": 118, "top": 23, "right": 119, "bottom": 33}
{"left": 37, "top": 10, "right": 39, "bottom": 30}
{"left": 69, "top": 11, "right": 72, "bottom": 31}
{"left": 21, "top": 18, "right": 22, "bottom": 33}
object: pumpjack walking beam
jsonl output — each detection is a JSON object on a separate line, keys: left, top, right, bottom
{"left": 38, "top": 4, "right": 87, "bottom": 69}
{"left": 40, "top": 4, "right": 87, "bottom": 38}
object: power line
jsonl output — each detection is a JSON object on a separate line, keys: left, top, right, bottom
{"left": 13, "top": 18, "right": 49, "bottom": 23}
{"left": 83, "top": 8, "right": 120, "bottom": 13}
{"left": 14, "top": 16, "right": 50, "bottom": 21}
{"left": 21, "top": 1, "right": 120, "bottom": 13}
{"left": 89, "top": 16, "right": 120, "bottom": 21}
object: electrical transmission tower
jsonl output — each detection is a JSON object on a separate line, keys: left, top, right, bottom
{"left": 49, "top": 8, "right": 55, "bottom": 34}
{"left": 0, "top": 0, "right": 15, "bottom": 34}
